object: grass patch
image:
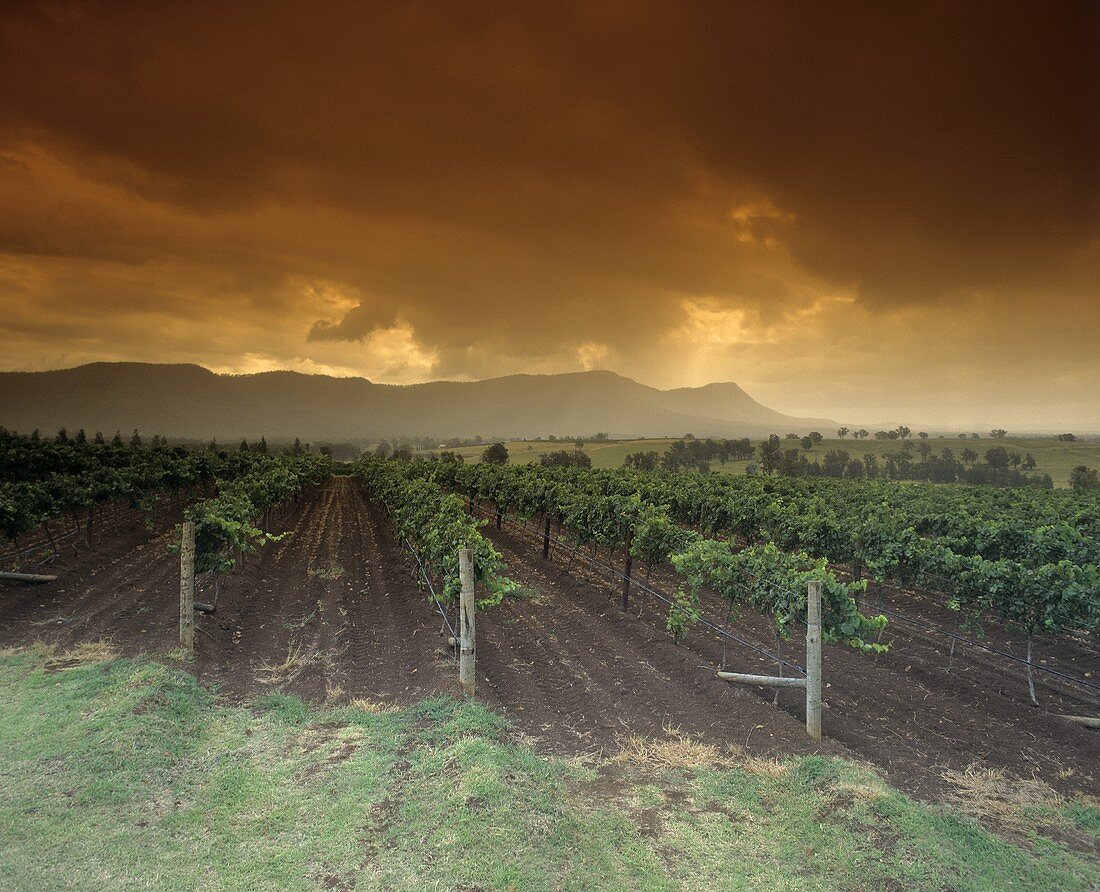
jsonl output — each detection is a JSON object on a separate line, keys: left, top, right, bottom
{"left": 0, "top": 647, "right": 1096, "bottom": 890}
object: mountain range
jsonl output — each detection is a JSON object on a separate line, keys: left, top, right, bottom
{"left": 0, "top": 363, "right": 836, "bottom": 442}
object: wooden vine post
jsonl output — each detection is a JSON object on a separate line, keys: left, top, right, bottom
{"left": 806, "top": 578, "right": 822, "bottom": 740}
{"left": 459, "top": 547, "right": 476, "bottom": 696}
{"left": 717, "top": 579, "right": 823, "bottom": 740}
{"left": 179, "top": 521, "right": 196, "bottom": 652}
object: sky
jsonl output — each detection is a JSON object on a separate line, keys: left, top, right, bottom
{"left": 0, "top": 1, "right": 1097, "bottom": 429}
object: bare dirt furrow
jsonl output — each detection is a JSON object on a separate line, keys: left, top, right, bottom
{"left": 476, "top": 523, "right": 833, "bottom": 759}
{"left": 194, "top": 477, "right": 453, "bottom": 703}
{"left": 483, "top": 513, "right": 1100, "bottom": 800}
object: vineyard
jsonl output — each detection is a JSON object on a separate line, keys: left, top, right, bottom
{"left": 2, "top": 439, "right": 1098, "bottom": 805}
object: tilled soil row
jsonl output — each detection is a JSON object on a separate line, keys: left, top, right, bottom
{"left": 480, "top": 511, "right": 1100, "bottom": 801}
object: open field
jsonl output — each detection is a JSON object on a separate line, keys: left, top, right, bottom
{"left": 443, "top": 436, "right": 1100, "bottom": 486}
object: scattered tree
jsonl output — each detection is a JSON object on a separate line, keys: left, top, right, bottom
{"left": 1069, "top": 465, "right": 1098, "bottom": 490}
{"left": 481, "top": 442, "right": 510, "bottom": 465}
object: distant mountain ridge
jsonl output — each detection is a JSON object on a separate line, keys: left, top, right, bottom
{"left": 0, "top": 363, "right": 836, "bottom": 441}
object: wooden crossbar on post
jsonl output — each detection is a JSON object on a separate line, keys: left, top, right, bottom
{"left": 805, "top": 578, "right": 823, "bottom": 740}
{"left": 715, "top": 578, "right": 824, "bottom": 740}
{"left": 716, "top": 671, "right": 806, "bottom": 689}
{"left": 458, "top": 547, "right": 476, "bottom": 696}
{"left": 179, "top": 521, "right": 195, "bottom": 652}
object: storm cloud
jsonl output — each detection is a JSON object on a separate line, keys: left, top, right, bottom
{"left": 0, "top": 0, "right": 1097, "bottom": 426}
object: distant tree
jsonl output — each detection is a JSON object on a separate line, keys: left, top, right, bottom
{"left": 759, "top": 435, "right": 783, "bottom": 475}
{"left": 808, "top": 431, "right": 823, "bottom": 446}
{"left": 822, "top": 449, "right": 849, "bottom": 477}
{"left": 855, "top": 429, "right": 869, "bottom": 440}
{"left": 543, "top": 449, "right": 592, "bottom": 468}
{"left": 239, "top": 439, "right": 250, "bottom": 452}
{"left": 1069, "top": 465, "right": 1098, "bottom": 490}
{"left": 94, "top": 431, "right": 106, "bottom": 445}
{"left": 1057, "top": 433, "right": 1077, "bottom": 442}
{"left": 623, "top": 451, "right": 660, "bottom": 471}
{"left": 874, "top": 430, "right": 892, "bottom": 440}
{"left": 970, "top": 433, "right": 981, "bottom": 439}
{"left": 592, "top": 433, "right": 609, "bottom": 441}
{"left": 111, "top": 431, "right": 124, "bottom": 447}
{"left": 1008, "top": 450, "right": 1022, "bottom": 468}
{"left": 985, "top": 446, "right": 1010, "bottom": 470}
{"left": 896, "top": 425, "right": 911, "bottom": 440}
{"left": 683, "top": 433, "right": 695, "bottom": 440}
{"left": 1021, "top": 452, "right": 1037, "bottom": 470}
{"left": 785, "top": 432, "right": 799, "bottom": 440}
{"left": 391, "top": 446, "right": 412, "bottom": 462}
{"left": 257, "top": 435, "right": 269, "bottom": 454}
{"left": 56, "top": 427, "right": 69, "bottom": 443}
{"left": 990, "top": 429, "right": 1008, "bottom": 439}
{"left": 574, "top": 437, "right": 585, "bottom": 450}
{"left": 375, "top": 440, "right": 390, "bottom": 457}
{"left": 800, "top": 435, "right": 814, "bottom": 452}
{"left": 918, "top": 442, "right": 932, "bottom": 461}
{"left": 961, "top": 447, "right": 978, "bottom": 466}
{"left": 74, "top": 428, "right": 87, "bottom": 445}
{"left": 918, "top": 431, "right": 929, "bottom": 439}
{"left": 481, "top": 442, "right": 509, "bottom": 465}
{"left": 291, "top": 437, "right": 303, "bottom": 455}
{"left": 438, "top": 451, "right": 465, "bottom": 463}
{"left": 130, "top": 429, "right": 142, "bottom": 447}
{"left": 837, "top": 427, "right": 849, "bottom": 439}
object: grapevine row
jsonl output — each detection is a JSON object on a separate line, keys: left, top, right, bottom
{"left": 351, "top": 456, "right": 515, "bottom": 606}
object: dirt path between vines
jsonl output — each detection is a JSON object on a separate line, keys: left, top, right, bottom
{"left": 4, "top": 479, "right": 1097, "bottom": 806}
{"left": 480, "top": 513, "right": 1100, "bottom": 802}
{"left": 0, "top": 477, "right": 455, "bottom": 705}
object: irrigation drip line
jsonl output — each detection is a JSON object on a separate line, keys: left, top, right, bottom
{"left": 402, "top": 535, "right": 458, "bottom": 643}
{"left": 864, "top": 598, "right": 1100, "bottom": 694}
{"left": 477, "top": 504, "right": 808, "bottom": 676}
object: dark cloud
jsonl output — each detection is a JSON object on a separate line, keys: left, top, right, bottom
{"left": 0, "top": 0, "right": 1096, "bottom": 423}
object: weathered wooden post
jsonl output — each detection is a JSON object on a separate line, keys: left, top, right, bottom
{"left": 459, "top": 547, "right": 476, "bottom": 696}
{"left": 179, "top": 521, "right": 195, "bottom": 652}
{"left": 806, "top": 578, "right": 822, "bottom": 740}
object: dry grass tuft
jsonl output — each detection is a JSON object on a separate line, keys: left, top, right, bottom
{"left": 940, "top": 763, "right": 1085, "bottom": 839}
{"left": 349, "top": 697, "right": 400, "bottom": 715}
{"left": 943, "top": 764, "right": 1062, "bottom": 818}
{"left": 741, "top": 755, "right": 791, "bottom": 779}
{"left": 45, "top": 640, "right": 119, "bottom": 668}
{"left": 257, "top": 639, "right": 318, "bottom": 683}
{"left": 610, "top": 730, "right": 733, "bottom": 771}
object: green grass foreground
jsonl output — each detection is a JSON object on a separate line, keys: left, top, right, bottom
{"left": 1, "top": 647, "right": 1096, "bottom": 891}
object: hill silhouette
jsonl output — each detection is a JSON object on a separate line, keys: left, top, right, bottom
{"left": 0, "top": 363, "right": 836, "bottom": 441}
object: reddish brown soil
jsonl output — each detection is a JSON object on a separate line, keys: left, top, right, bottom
{"left": 483, "top": 511, "right": 1100, "bottom": 801}
{"left": 3, "top": 478, "right": 1097, "bottom": 806}
{"left": 0, "top": 478, "right": 454, "bottom": 705}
